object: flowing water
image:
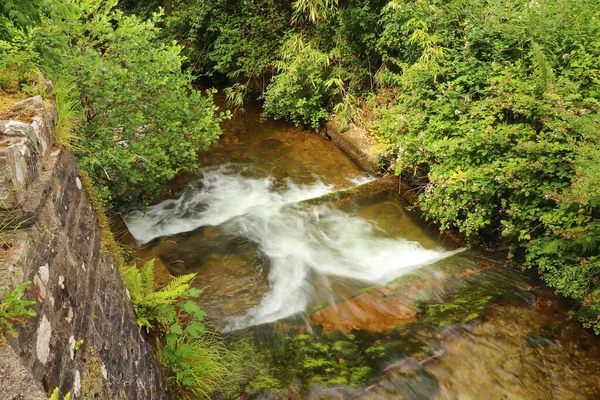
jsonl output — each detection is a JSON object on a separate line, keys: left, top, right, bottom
{"left": 122, "top": 100, "right": 600, "bottom": 399}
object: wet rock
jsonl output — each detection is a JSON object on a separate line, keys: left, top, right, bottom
{"left": 319, "top": 122, "right": 380, "bottom": 174}
{"left": 383, "top": 357, "right": 421, "bottom": 377}
{"left": 366, "top": 363, "right": 440, "bottom": 400}
{"left": 525, "top": 334, "right": 555, "bottom": 348}
{"left": 306, "top": 385, "right": 361, "bottom": 399}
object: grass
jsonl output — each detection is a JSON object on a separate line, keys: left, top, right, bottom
{"left": 51, "top": 80, "right": 82, "bottom": 148}
{"left": 161, "top": 331, "right": 231, "bottom": 399}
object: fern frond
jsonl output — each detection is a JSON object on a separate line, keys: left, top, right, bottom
{"left": 141, "top": 259, "right": 156, "bottom": 297}
{"left": 146, "top": 273, "right": 197, "bottom": 305}
{"left": 161, "top": 273, "right": 197, "bottom": 296}
{"left": 119, "top": 264, "right": 143, "bottom": 300}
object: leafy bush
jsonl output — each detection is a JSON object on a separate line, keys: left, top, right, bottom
{"left": 371, "top": 0, "right": 600, "bottom": 330}
{"left": 262, "top": 34, "right": 332, "bottom": 128}
{"left": 36, "top": 1, "right": 228, "bottom": 203}
{"left": 0, "top": 0, "right": 44, "bottom": 40}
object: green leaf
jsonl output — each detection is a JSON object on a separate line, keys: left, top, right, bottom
{"left": 185, "top": 321, "right": 205, "bottom": 338}
{"left": 170, "top": 324, "right": 183, "bottom": 336}
{"left": 166, "top": 333, "right": 178, "bottom": 346}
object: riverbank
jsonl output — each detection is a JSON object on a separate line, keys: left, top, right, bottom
{"left": 318, "top": 120, "right": 468, "bottom": 248}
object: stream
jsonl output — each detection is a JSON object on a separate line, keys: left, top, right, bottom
{"left": 122, "top": 100, "right": 600, "bottom": 399}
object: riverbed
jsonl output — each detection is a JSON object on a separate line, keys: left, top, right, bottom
{"left": 122, "top": 99, "right": 600, "bottom": 399}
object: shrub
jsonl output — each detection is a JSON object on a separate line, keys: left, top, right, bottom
{"left": 38, "top": 1, "right": 227, "bottom": 203}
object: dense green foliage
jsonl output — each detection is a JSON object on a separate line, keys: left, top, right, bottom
{"left": 0, "top": 0, "right": 227, "bottom": 204}
{"left": 0, "top": 0, "right": 45, "bottom": 39}
{"left": 120, "top": 259, "right": 229, "bottom": 398}
{"left": 370, "top": 0, "right": 600, "bottom": 332}
{"left": 118, "top": 0, "right": 600, "bottom": 332}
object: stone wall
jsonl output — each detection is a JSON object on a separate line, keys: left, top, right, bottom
{"left": 0, "top": 96, "right": 167, "bottom": 399}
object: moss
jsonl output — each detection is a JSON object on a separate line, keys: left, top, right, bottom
{"left": 81, "top": 346, "right": 107, "bottom": 399}
{"left": 247, "top": 372, "right": 285, "bottom": 393}
{"left": 364, "top": 345, "right": 385, "bottom": 358}
{"left": 309, "top": 304, "right": 325, "bottom": 313}
{"left": 218, "top": 336, "right": 284, "bottom": 397}
{"left": 415, "top": 279, "right": 519, "bottom": 328}
{"left": 349, "top": 366, "right": 372, "bottom": 386}
{"left": 358, "top": 285, "right": 381, "bottom": 295}
{"left": 79, "top": 171, "right": 126, "bottom": 268}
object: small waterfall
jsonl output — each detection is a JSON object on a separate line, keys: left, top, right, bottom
{"left": 124, "top": 164, "right": 463, "bottom": 329}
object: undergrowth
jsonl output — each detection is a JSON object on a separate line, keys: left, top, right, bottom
{"left": 120, "top": 259, "right": 231, "bottom": 398}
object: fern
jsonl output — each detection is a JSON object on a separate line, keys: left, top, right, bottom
{"left": 532, "top": 42, "right": 554, "bottom": 94}
{"left": 0, "top": 281, "right": 36, "bottom": 345}
{"left": 120, "top": 264, "right": 144, "bottom": 301}
{"left": 148, "top": 273, "right": 196, "bottom": 303}
{"left": 119, "top": 259, "right": 197, "bottom": 331}
{"left": 140, "top": 259, "right": 155, "bottom": 297}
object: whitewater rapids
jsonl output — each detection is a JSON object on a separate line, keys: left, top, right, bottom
{"left": 124, "top": 164, "right": 463, "bottom": 329}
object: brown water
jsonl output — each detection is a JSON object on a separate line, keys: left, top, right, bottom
{"left": 123, "top": 100, "right": 600, "bottom": 399}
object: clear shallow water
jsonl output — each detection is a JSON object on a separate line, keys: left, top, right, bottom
{"left": 123, "top": 100, "right": 600, "bottom": 399}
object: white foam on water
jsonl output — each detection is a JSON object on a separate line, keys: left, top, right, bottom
{"left": 124, "top": 164, "right": 462, "bottom": 330}
{"left": 227, "top": 205, "right": 463, "bottom": 329}
{"left": 124, "top": 164, "right": 334, "bottom": 244}
{"left": 347, "top": 175, "right": 376, "bottom": 185}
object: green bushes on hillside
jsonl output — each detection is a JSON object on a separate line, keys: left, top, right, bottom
{"left": 0, "top": 0, "right": 227, "bottom": 204}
